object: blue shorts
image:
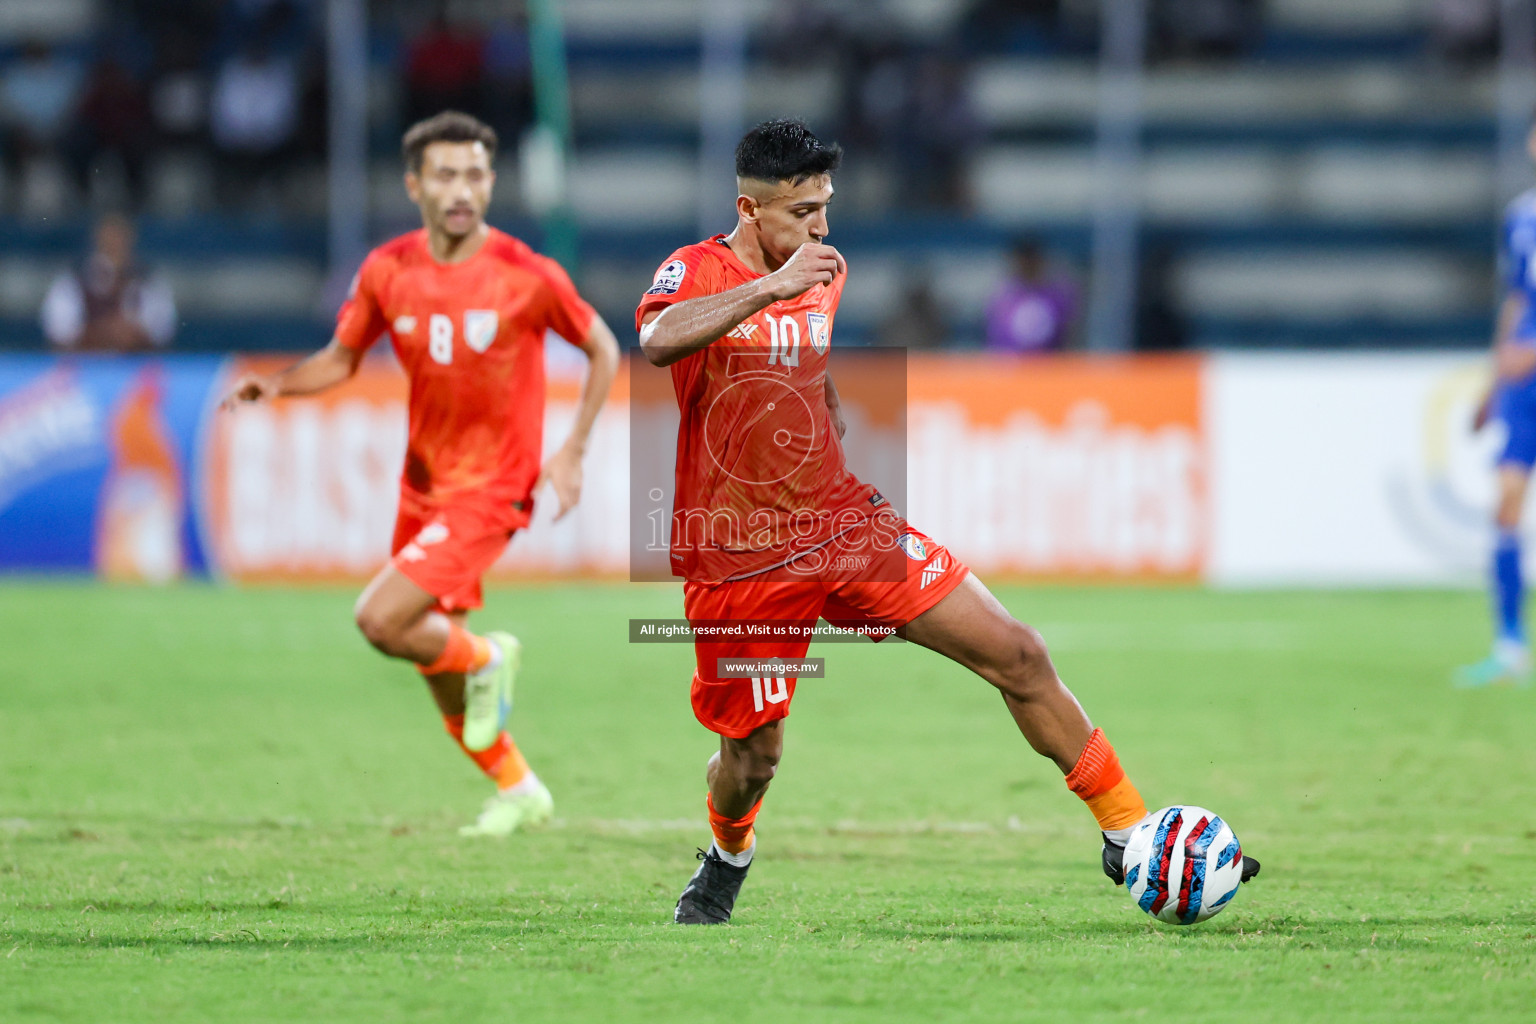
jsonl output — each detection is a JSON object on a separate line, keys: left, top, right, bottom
{"left": 1497, "top": 378, "right": 1536, "bottom": 469}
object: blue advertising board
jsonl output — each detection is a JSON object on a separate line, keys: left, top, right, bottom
{"left": 0, "top": 355, "right": 225, "bottom": 577}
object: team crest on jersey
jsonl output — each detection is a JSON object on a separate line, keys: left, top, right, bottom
{"left": 464, "top": 310, "right": 498, "bottom": 353}
{"left": 393, "top": 315, "right": 416, "bottom": 336}
{"left": 897, "top": 532, "right": 927, "bottom": 561}
{"left": 806, "top": 312, "right": 830, "bottom": 353}
{"left": 646, "top": 259, "right": 687, "bottom": 296}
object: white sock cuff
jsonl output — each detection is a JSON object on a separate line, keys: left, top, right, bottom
{"left": 711, "top": 839, "right": 755, "bottom": 867}
{"left": 499, "top": 771, "right": 541, "bottom": 796}
{"left": 1102, "top": 824, "right": 1136, "bottom": 846}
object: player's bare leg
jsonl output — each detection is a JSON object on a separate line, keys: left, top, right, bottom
{"left": 354, "top": 565, "right": 513, "bottom": 749}
{"left": 1458, "top": 463, "right": 1534, "bottom": 686}
{"left": 899, "top": 573, "right": 1091, "bottom": 771}
{"left": 901, "top": 572, "right": 1258, "bottom": 886}
{"left": 354, "top": 566, "right": 457, "bottom": 664}
{"left": 352, "top": 568, "right": 549, "bottom": 834}
{"left": 676, "top": 721, "right": 782, "bottom": 924}
{"left": 899, "top": 573, "right": 1141, "bottom": 846}
{"left": 707, "top": 720, "right": 783, "bottom": 817}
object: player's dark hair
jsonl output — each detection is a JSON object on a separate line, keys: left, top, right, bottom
{"left": 735, "top": 119, "right": 842, "bottom": 184}
{"left": 402, "top": 111, "right": 498, "bottom": 173}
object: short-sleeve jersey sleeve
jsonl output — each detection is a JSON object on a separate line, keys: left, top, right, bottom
{"left": 334, "top": 252, "right": 389, "bottom": 352}
{"left": 1501, "top": 196, "right": 1536, "bottom": 295}
{"left": 535, "top": 254, "right": 597, "bottom": 345}
{"left": 635, "top": 247, "right": 722, "bottom": 332}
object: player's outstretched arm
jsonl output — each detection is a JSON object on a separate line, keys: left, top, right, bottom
{"left": 221, "top": 339, "right": 365, "bottom": 409}
{"left": 639, "top": 242, "right": 845, "bottom": 367}
{"left": 536, "top": 314, "right": 621, "bottom": 520}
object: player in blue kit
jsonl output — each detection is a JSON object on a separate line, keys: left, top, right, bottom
{"left": 1461, "top": 136, "right": 1536, "bottom": 688}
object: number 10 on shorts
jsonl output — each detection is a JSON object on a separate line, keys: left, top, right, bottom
{"left": 750, "top": 676, "right": 788, "bottom": 712}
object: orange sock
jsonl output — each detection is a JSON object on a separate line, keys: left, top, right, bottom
{"left": 707, "top": 794, "right": 761, "bottom": 855}
{"left": 1064, "top": 728, "right": 1148, "bottom": 832}
{"left": 420, "top": 622, "right": 493, "bottom": 676}
{"left": 442, "top": 714, "right": 531, "bottom": 790}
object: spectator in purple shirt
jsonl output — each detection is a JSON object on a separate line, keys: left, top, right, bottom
{"left": 985, "top": 239, "right": 1078, "bottom": 355}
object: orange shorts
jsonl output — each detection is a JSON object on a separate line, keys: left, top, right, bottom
{"left": 683, "top": 518, "right": 969, "bottom": 738}
{"left": 390, "top": 497, "right": 528, "bottom": 614}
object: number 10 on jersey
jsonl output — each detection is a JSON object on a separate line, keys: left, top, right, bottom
{"left": 764, "top": 313, "right": 800, "bottom": 367}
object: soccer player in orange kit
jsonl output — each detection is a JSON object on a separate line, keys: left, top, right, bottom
{"left": 225, "top": 112, "right": 619, "bottom": 837}
{"left": 637, "top": 120, "right": 1258, "bottom": 923}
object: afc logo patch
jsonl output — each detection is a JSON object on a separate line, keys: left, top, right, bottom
{"left": 646, "top": 259, "right": 687, "bottom": 296}
{"left": 806, "top": 312, "right": 830, "bottom": 353}
{"left": 464, "top": 310, "right": 498, "bottom": 353}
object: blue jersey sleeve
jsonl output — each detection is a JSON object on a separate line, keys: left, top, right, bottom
{"left": 1503, "top": 197, "right": 1536, "bottom": 295}
{"left": 1502, "top": 196, "right": 1536, "bottom": 345}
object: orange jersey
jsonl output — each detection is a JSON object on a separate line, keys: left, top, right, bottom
{"left": 636, "top": 235, "right": 877, "bottom": 582}
{"left": 336, "top": 228, "right": 595, "bottom": 517}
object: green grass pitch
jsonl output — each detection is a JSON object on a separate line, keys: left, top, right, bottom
{"left": 2, "top": 581, "right": 1534, "bottom": 1022}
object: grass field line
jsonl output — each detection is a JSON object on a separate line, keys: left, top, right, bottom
{"left": 0, "top": 813, "right": 1073, "bottom": 838}
{"left": 567, "top": 815, "right": 1057, "bottom": 836}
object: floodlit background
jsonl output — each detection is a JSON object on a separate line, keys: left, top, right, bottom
{"left": 0, "top": 0, "right": 1530, "bottom": 586}
{"left": 5, "top": 9, "right": 1536, "bottom": 1019}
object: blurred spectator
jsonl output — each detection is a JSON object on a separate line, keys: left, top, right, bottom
{"left": 877, "top": 270, "right": 950, "bottom": 349}
{"left": 221, "top": 0, "right": 310, "bottom": 53}
{"left": 901, "top": 53, "right": 979, "bottom": 210}
{"left": 68, "top": 57, "right": 153, "bottom": 209}
{"left": 405, "top": 13, "right": 487, "bottom": 125}
{"left": 482, "top": 14, "right": 534, "bottom": 144}
{"left": 0, "top": 40, "right": 87, "bottom": 204}
{"left": 148, "top": 28, "right": 212, "bottom": 148}
{"left": 986, "top": 239, "right": 1078, "bottom": 354}
{"left": 1134, "top": 245, "right": 1188, "bottom": 352}
{"left": 1153, "top": 0, "right": 1262, "bottom": 62}
{"left": 848, "top": 37, "right": 908, "bottom": 152}
{"left": 761, "top": 0, "right": 869, "bottom": 67}
{"left": 1430, "top": 0, "right": 1498, "bottom": 69}
{"left": 962, "top": 0, "right": 1063, "bottom": 50}
{"left": 41, "top": 214, "right": 177, "bottom": 352}
{"left": 209, "top": 39, "right": 302, "bottom": 204}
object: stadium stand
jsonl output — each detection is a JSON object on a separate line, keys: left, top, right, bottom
{"left": 0, "top": 0, "right": 1508, "bottom": 351}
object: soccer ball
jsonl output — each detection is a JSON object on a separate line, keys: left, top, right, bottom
{"left": 1122, "top": 805, "right": 1245, "bottom": 925}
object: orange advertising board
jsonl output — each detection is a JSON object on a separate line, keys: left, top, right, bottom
{"left": 200, "top": 356, "right": 410, "bottom": 582}
{"left": 199, "top": 352, "right": 632, "bottom": 582}
{"left": 198, "top": 352, "right": 1205, "bottom": 583}
{"left": 903, "top": 355, "right": 1207, "bottom": 580}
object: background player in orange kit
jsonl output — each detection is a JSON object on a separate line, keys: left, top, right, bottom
{"left": 224, "top": 111, "right": 619, "bottom": 837}
{"left": 637, "top": 120, "right": 1258, "bottom": 923}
